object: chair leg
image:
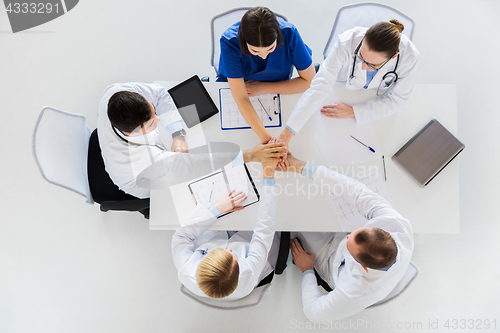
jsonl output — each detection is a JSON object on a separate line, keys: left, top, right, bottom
{"left": 139, "top": 207, "right": 150, "bottom": 219}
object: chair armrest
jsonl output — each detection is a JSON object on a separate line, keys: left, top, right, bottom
{"left": 275, "top": 231, "right": 290, "bottom": 275}
{"left": 100, "top": 198, "right": 150, "bottom": 212}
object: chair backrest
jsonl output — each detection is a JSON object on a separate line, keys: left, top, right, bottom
{"left": 87, "top": 129, "right": 139, "bottom": 203}
{"left": 211, "top": 7, "right": 288, "bottom": 75}
{"left": 369, "top": 261, "right": 420, "bottom": 307}
{"left": 180, "top": 283, "right": 271, "bottom": 310}
{"left": 32, "top": 106, "right": 93, "bottom": 203}
{"left": 323, "top": 2, "right": 415, "bottom": 59}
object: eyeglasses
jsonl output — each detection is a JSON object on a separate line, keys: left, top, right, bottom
{"left": 354, "top": 40, "right": 393, "bottom": 71}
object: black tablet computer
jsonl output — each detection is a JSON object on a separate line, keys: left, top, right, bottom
{"left": 168, "top": 75, "right": 219, "bottom": 128}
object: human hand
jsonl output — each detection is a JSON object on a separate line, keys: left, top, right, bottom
{"left": 262, "top": 138, "right": 280, "bottom": 178}
{"left": 215, "top": 190, "right": 247, "bottom": 214}
{"left": 276, "top": 128, "right": 294, "bottom": 171}
{"left": 245, "top": 81, "right": 268, "bottom": 97}
{"left": 244, "top": 139, "right": 287, "bottom": 163}
{"left": 290, "top": 238, "right": 315, "bottom": 273}
{"left": 275, "top": 151, "right": 290, "bottom": 172}
{"left": 278, "top": 128, "right": 293, "bottom": 149}
{"left": 320, "top": 102, "right": 355, "bottom": 118}
{"left": 171, "top": 136, "right": 188, "bottom": 153}
{"left": 285, "top": 153, "right": 306, "bottom": 174}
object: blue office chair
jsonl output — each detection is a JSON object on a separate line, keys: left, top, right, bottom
{"left": 323, "top": 3, "right": 415, "bottom": 60}
{"left": 32, "top": 106, "right": 150, "bottom": 219}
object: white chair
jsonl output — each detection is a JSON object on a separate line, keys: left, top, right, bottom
{"left": 32, "top": 106, "right": 151, "bottom": 217}
{"left": 180, "top": 283, "right": 272, "bottom": 310}
{"left": 179, "top": 232, "right": 290, "bottom": 310}
{"left": 323, "top": 2, "right": 415, "bottom": 59}
{"left": 369, "top": 261, "right": 420, "bottom": 307}
{"left": 210, "top": 7, "right": 288, "bottom": 76}
{"left": 33, "top": 106, "right": 93, "bottom": 203}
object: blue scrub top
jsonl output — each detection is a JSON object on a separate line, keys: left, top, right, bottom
{"left": 217, "top": 19, "right": 313, "bottom": 82}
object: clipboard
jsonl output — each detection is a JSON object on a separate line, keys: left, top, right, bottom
{"left": 219, "top": 88, "right": 281, "bottom": 130}
{"left": 187, "top": 164, "right": 260, "bottom": 217}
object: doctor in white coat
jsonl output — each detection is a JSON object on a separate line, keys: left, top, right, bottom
{"left": 279, "top": 20, "right": 419, "bottom": 153}
{"left": 286, "top": 154, "right": 414, "bottom": 322}
{"left": 171, "top": 153, "right": 280, "bottom": 300}
{"left": 97, "top": 82, "right": 189, "bottom": 198}
{"left": 97, "top": 82, "right": 287, "bottom": 199}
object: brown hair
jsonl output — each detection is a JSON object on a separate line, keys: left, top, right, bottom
{"left": 354, "top": 228, "right": 398, "bottom": 269}
{"left": 238, "top": 6, "right": 282, "bottom": 56}
{"left": 364, "top": 19, "right": 404, "bottom": 58}
{"left": 196, "top": 248, "right": 239, "bottom": 298}
{"left": 107, "top": 91, "right": 152, "bottom": 132}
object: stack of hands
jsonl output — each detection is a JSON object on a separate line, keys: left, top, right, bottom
{"left": 216, "top": 137, "right": 314, "bottom": 274}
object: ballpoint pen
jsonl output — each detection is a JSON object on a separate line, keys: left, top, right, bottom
{"left": 382, "top": 155, "right": 387, "bottom": 181}
{"left": 350, "top": 135, "right": 376, "bottom": 153}
{"left": 208, "top": 182, "right": 214, "bottom": 203}
{"left": 256, "top": 97, "right": 272, "bottom": 121}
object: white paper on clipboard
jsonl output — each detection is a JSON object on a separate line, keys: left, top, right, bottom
{"left": 220, "top": 89, "right": 281, "bottom": 129}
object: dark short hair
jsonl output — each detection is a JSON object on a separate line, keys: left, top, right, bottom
{"left": 238, "top": 6, "right": 282, "bottom": 56}
{"left": 107, "top": 91, "right": 152, "bottom": 133}
{"left": 354, "top": 228, "right": 398, "bottom": 269}
{"left": 364, "top": 19, "right": 405, "bottom": 58}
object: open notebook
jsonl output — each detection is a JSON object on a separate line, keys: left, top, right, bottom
{"left": 188, "top": 164, "right": 259, "bottom": 217}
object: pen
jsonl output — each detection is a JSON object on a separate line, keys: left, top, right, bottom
{"left": 382, "top": 155, "right": 387, "bottom": 181}
{"left": 350, "top": 135, "right": 376, "bottom": 153}
{"left": 257, "top": 97, "right": 273, "bottom": 121}
{"left": 208, "top": 182, "right": 214, "bottom": 203}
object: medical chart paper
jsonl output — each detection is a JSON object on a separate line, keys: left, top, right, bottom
{"left": 307, "top": 100, "right": 382, "bottom": 166}
{"left": 325, "top": 168, "right": 392, "bottom": 232}
{"left": 224, "top": 164, "right": 259, "bottom": 206}
{"left": 188, "top": 171, "right": 227, "bottom": 206}
{"left": 219, "top": 88, "right": 281, "bottom": 129}
{"left": 187, "top": 164, "right": 259, "bottom": 215}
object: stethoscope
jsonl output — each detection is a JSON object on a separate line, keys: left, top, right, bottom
{"left": 348, "top": 38, "right": 400, "bottom": 97}
{"left": 111, "top": 126, "right": 166, "bottom": 151}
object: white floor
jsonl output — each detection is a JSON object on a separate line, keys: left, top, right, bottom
{"left": 1, "top": 0, "right": 499, "bottom": 332}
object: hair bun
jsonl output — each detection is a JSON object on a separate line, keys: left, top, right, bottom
{"left": 389, "top": 19, "right": 404, "bottom": 33}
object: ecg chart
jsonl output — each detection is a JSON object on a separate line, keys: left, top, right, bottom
{"left": 188, "top": 165, "right": 259, "bottom": 208}
{"left": 325, "top": 169, "right": 392, "bottom": 231}
{"left": 225, "top": 164, "right": 259, "bottom": 206}
{"left": 188, "top": 171, "right": 228, "bottom": 206}
{"left": 219, "top": 89, "right": 281, "bottom": 129}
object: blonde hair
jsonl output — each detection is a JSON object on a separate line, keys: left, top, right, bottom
{"left": 365, "top": 19, "right": 405, "bottom": 58}
{"left": 196, "top": 248, "right": 239, "bottom": 298}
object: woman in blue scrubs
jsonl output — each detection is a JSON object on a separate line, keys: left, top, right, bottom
{"left": 217, "top": 7, "right": 316, "bottom": 142}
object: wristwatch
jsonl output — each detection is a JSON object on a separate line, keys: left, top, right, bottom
{"left": 172, "top": 129, "right": 186, "bottom": 139}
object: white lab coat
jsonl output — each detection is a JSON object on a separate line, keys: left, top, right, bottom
{"left": 97, "top": 82, "right": 182, "bottom": 198}
{"left": 171, "top": 184, "right": 278, "bottom": 300}
{"left": 287, "top": 27, "right": 419, "bottom": 131}
{"left": 300, "top": 165, "right": 414, "bottom": 322}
